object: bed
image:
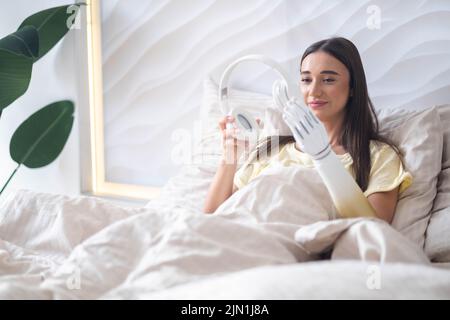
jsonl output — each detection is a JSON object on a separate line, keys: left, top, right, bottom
{"left": 0, "top": 77, "right": 449, "bottom": 299}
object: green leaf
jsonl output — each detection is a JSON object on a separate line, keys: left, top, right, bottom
{"left": 0, "top": 49, "right": 33, "bottom": 112}
{"left": 0, "top": 26, "right": 39, "bottom": 59}
{"left": 18, "top": 4, "right": 81, "bottom": 62}
{"left": 10, "top": 100, "right": 74, "bottom": 168}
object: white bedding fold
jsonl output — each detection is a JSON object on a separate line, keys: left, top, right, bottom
{"left": 295, "top": 218, "right": 430, "bottom": 264}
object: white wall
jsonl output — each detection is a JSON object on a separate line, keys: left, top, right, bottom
{"left": 100, "top": 0, "right": 450, "bottom": 189}
{"left": 0, "top": 0, "right": 81, "bottom": 203}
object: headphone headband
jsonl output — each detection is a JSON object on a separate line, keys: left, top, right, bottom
{"left": 218, "top": 54, "right": 295, "bottom": 114}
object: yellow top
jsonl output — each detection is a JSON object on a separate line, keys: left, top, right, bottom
{"left": 234, "top": 141, "right": 413, "bottom": 197}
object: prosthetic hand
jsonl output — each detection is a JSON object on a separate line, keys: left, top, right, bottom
{"left": 273, "top": 81, "right": 376, "bottom": 219}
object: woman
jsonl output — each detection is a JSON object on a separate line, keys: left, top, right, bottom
{"left": 203, "top": 37, "right": 412, "bottom": 223}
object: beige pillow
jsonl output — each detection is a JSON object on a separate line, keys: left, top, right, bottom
{"left": 425, "top": 104, "right": 450, "bottom": 262}
{"left": 377, "top": 107, "right": 443, "bottom": 248}
{"left": 432, "top": 104, "right": 450, "bottom": 212}
{"left": 425, "top": 207, "right": 450, "bottom": 262}
{"left": 439, "top": 104, "right": 450, "bottom": 168}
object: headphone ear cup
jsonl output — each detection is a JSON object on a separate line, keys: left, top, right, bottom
{"left": 230, "top": 108, "right": 260, "bottom": 141}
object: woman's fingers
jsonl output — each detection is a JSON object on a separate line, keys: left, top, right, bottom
{"left": 282, "top": 111, "right": 299, "bottom": 130}
{"left": 284, "top": 99, "right": 319, "bottom": 132}
{"left": 219, "top": 115, "right": 236, "bottom": 132}
{"left": 223, "top": 128, "right": 251, "bottom": 146}
{"left": 273, "top": 81, "right": 289, "bottom": 110}
{"left": 289, "top": 99, "right": 316, "bottom": 127}
{"left": 289, "top": 101, "right": 314, "bottom": 130}
{"left": 223, "top": 127, "right": 240, "bottom": 140}
{"left": 292, "top": 97, "right": 320, "bottom": 125}
{"left": 283, "top": 107, "right": 300, "bottom": 126}
{"left": 218, "top": 117, "right": 227, "bottom": 131}
{"left": 277, "top": 81, "right": 290, "bottom": 106}
{"left": 273, "top": 80, "right": 290, "bottom": 110}
{"left": 283, "top": 113, "right": 305, "bottom": 140}
{"left": 223, "top": 128, "right": 249, "bottom": 151}
{"left": 220, "top": 115, "right": 253, "bottom": 161}
{"left": 288, "top": 100, "right": 309, "bottom": 123}
{"left": 307, "top": 108, "right": 320, "bottom": 124}
{"left": 255, "top": 117, "right": 264, "bottom": 129}
{"left": 282, "top": 114, "right": 302, "bottom": 139}
{"left": 303, "top": 114, "right": 314, "bottom": 129}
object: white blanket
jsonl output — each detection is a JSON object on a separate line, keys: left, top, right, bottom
{"left": 0, "top": 165, "right": 444, "bottom": 299}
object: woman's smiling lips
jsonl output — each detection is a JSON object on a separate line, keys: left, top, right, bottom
{"left": 308, "top": 100, "right": 328, "bottom": 109}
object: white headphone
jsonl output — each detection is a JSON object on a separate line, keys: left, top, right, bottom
{"left": 218, "top": 54, "right": 295, "bottom": 141}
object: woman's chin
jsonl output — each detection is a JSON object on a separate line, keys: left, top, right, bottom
{"left": 310, "top": 109, "right": 325, "bottom": 120}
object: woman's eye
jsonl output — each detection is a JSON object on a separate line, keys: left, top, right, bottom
{"left": 323, "top": 78, "right": 335, "bottom": 83}
{"left": 301, "top": 78, "right": 312, "bottom": 83}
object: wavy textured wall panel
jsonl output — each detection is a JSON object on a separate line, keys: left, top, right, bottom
{"left": 99, "top": 0, "right": 450, "bottom": 187}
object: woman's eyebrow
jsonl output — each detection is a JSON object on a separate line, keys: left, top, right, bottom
{"left": 300, "top": 70, "right": 340, "bottom": 75}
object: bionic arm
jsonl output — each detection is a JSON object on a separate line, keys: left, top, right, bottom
{"left": 311, "top": 148, "right": 376, "bottom": 219}
{"left": 273, "top": 82, "right": 376, "bottom": 219}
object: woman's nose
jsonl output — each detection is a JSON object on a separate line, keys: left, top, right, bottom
{"left": 309, "top": 80, "right": 322, "bottom": 97}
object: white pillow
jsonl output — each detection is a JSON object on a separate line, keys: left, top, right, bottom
{"left": 377, "top": 107, "right": 443, "bottom": 248}
{"left": 193, "top": 76, "right": 290, "bottom": 169}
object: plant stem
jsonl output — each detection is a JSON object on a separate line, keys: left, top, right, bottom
{"left": 0, "top": 163, "right": 21, "bottom": 195}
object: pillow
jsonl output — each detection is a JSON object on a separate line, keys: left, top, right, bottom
{"left": 377, "top": 106, "right": 443, "bottom": 249}
{"left": 425, "top": 104, "right": 450, "bottom": 262}
{"left": 193, "top": 76, "right": 290, "bottom": 170}
{"left": 431, "top": 104, "right": 450, "bottom": 212}
{"left": 425, "top": 207, "right": 450, "bottom": 262}
{"left": 439, "top": 104, "right": 450, "bottom": 168}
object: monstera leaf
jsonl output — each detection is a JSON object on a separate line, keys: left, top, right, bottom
{"left": 0, "top": 26, "right": 38, "bottom": 114}
{"left": 18, "top": 4, "right": 82, "bottom": 62}
{"left": 0, "top": 4, "right": 83, "bottom": 116}
{"left": 0, "top": 25, "right": 39, "bottom": 58}
{"left": 1, "top": 100, "right": 74, "bottom": 194}
{"left": 10, "top": 100, "right": 74, "bottom": 168}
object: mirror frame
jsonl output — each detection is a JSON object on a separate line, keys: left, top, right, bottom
{"left": 77, "top": 0, "right": 161, "bottom": 201}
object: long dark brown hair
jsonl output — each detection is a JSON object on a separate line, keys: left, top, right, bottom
{"left": 250, "top": 37, "right": 402, "bottom": 192}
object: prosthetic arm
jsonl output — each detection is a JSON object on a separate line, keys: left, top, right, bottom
{"left": 273, "top": 81, "right": 376, "bottom": 219}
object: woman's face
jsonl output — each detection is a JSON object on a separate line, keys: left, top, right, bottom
{"left": 300, "top": 51, "right": 351, "bottom": 122}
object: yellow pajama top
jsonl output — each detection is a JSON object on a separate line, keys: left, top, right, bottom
{"left": 234, "top": 141, "right": 413, "bottom": 198}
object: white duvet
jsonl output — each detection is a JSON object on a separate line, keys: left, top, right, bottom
{"left": 0, "top": 164, "right": 449, "bottom": 299}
